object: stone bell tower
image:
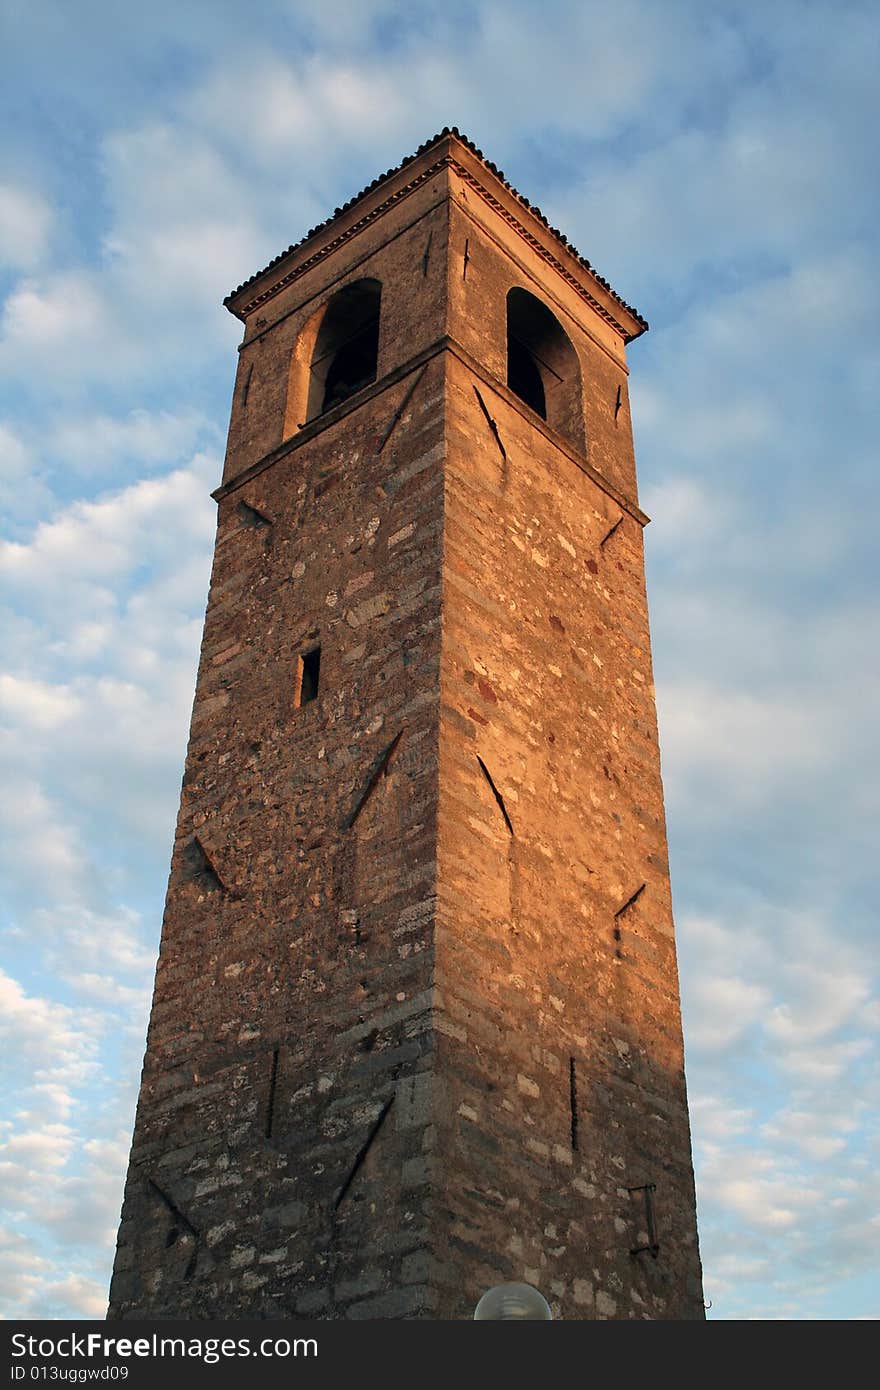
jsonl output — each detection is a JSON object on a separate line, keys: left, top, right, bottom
{"left": 108, "top": 129, "right": 704, "bottom": 1321}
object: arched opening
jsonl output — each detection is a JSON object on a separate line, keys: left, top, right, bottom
{"left": 507, "top": 336, "right": 546, "bottom": 419}
{"left": 308, "top": 278, "right": 381, "bottom": 420}
{"left": 506, "top": 287, "right": 584, "bottom": 452}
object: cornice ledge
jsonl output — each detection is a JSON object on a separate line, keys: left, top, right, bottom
{"left": 449, "top": 158, "right": 643, "bottom": 343}
{"left": 228, "top": 156, "right": 452, "bottom": 322}
{"left": 213, "top": 335, "right": 648, "bottom": 530}
{"left": 227, "top": 152, "right": 647, "bottom": 344}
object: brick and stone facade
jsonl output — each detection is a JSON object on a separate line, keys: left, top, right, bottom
{"left": 108, "top": 129, "right": 704, "bottom": 1320}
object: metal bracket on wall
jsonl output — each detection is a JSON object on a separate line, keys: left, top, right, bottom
{"left": 599, "top": 515, "right": 624, "bottom": 549}
{"left": 147, "top": 1178, "right": 202, "bottom": 1280}
{"left": 191, "top": 834, "right": 230, "bottom": 895}
{"left": 347, "top": 730, "right": 404, "bottom": 829}
{"left": 476, "top": 754, "right": 514, "bottom": 835}
{"left": 333, "top": 1094, "right": 395, "bottom": 1215}
{"left": 473, "top": 386, "right": 507, "bottom": 462}
{"left": 237, "top": 498, "right": 273, "bottom": 528}
{"left": 627, "top": 1181, "right": 660, "bottom": 1258}
{"left": 377, "top": 364, "right": 429, "bottom": 454}
{"left": 613, "top": 881, "right": 646, "bottom": 958}
{"left": 264, "top": 1047, "right": 280, "bottom": 1139}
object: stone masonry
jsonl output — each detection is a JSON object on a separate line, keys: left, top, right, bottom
{"left": 108, "top": 129, "right": 704, "bottom": 1320}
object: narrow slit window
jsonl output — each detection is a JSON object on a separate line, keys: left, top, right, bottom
{"left": 296, "top": 646, "right": 321, "bottom": 707}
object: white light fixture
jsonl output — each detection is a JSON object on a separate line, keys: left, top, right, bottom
{"left": 474, "top": 1282, "right": 552, "bottom": 1320}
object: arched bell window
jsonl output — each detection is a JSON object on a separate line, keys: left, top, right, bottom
{"left": 506, "top": 287, "right": 584, "bottom": 452}
{"left": 309, "top": 279, "right": 381, "bottom": 419}
{"left": 284, "top": 278, "right": 383, "bottom": 438}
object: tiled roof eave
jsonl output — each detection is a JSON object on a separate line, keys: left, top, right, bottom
{"left": 224, "top": 128, "right": 648, "bottom": 339}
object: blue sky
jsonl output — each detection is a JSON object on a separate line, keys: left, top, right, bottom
{"left": 1, "top": 0, "right": 877, "bottom": 1320}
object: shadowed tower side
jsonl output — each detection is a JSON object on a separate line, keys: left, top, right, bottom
{"left": 108, "top": 129, "right": 704, "bottom": 1321}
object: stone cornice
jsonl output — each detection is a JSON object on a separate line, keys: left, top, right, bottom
{"left": 212, "top": 334, "right": 649, "bottom": 529}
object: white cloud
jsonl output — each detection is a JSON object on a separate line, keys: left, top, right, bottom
{"left": 0, "top": 966, "right": 141, "bottom": 1320}
{"left": 0, "top": 1228, "right": 51, "bottom": 1319}
{"left": 100, "top": 122, "right": 275, "bottom": 316}
{"left": 682, "top": 895, "right": 879, "bottom": 1315}
{"left": 0, "top": 971, "right": 102, "bottom": 1109}
{"left": 686, "top": 974, "right": 771, "bottom": 1052}
{"left": 0, "top": 674, "right": 82, "bottom": 730}
{"left": 659, "top": 681, "right": 835, "bottom": 809}
{"left": 713, "top": 1183, "right": 800, "bottom": 1232}
{"left": 0, "top": 420, "right": 53, "bottom": 527}
{"left": 0, "top": 778, "right": 87, "bottom": 899}
{"left": 690, "top": 1094, "right": 754, "bottom": 1141}
{"left": 0, "top": 1124, "right": 75, "bottom": 1178}
{"left": 698, "top": 1143, "right": 823, "bottom": 1234}
{"left": 0, "top": 458, "right": 215, "bottom": 955}
{"left": 680, "top": 251, "right": 875, "bottom": 367}
{"left": 0, "top": 452, "right": 216, "bottom": 598}
{"left": 761, "top": 1107, "right": 860, "bottom": 1163}
{"left": 705, "top": 1248, "right": 773, "bottom": 1294}
{"left": 0, "top": 270, "right": 117, "bottom": 359}
{"left": 776, "top": 1038, "right": 874, "bottom": 1087}
{"left": 0, "top": 183, "right": 52, "bottom": 269}
{"left": 0, "top": 420, "right": 32, "bottom": 480}
{"left": 641, "top": 474, "right": 720, "bottom": 541}
{"left": 765, "top": 964, "right": 872, "bottom": 1048}
{"left": 49, "top": 407, "right": 213, "bottom": 475}
{"left": 35, "top": 1274, "right": 108, "bottom": 1319}
{"left": 683, "top": 908, "right": 875, "bottom": 1110}
{"left": 33, "top": 904, "right": 155, "bottom": 982}
{"left": 188, "top": 55, "right": 408, "bottom": 169}
{"left": 72, "top": 972, "right": 150, "bottom": 1009}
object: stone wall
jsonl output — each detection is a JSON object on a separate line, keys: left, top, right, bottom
{"left": 433, "top": 343, "right": 703, "bottom": 1318}
{"left": 109, "top": 131, "right": 703, "bottom": 1320}
{"left": 110, "top": 348, "right": 446, "bottom": 1319}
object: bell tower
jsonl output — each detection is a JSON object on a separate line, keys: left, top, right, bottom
{"left": 108, "top": 129, "right": 704, "bottom": 1321}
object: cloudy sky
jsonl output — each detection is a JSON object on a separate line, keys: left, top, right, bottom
{"left": 1, "top": 0, "right": 877, "bottom": 1321}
